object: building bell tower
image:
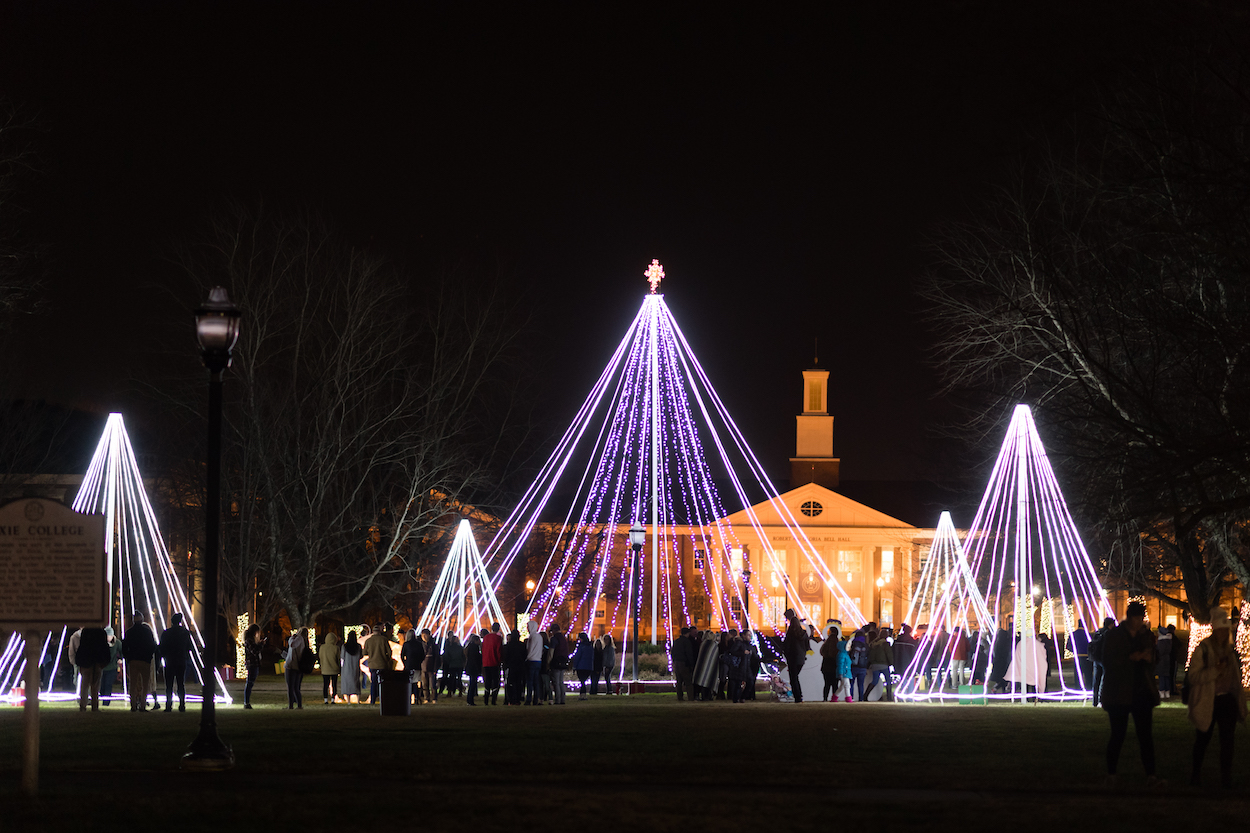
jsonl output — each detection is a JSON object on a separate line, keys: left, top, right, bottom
{"left": 789, "top": 368, "right": 840, "bottom": 489}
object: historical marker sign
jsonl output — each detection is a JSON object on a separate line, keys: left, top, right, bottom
{"left": 0, "top": 498, "right": 107, "bottom": 628}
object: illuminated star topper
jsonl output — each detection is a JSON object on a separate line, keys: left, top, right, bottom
{"left": 645, "top": 258, "right": 664, "bottom": 293}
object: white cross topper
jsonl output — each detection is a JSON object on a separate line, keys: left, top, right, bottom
{"left": 645, "top": 258, "right": 665, "bottom": 293}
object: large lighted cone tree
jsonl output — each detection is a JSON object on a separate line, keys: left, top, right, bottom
{"left": 481, "top": 261, "right": 864, "bottom": 682}
{"left": 895, "top": 511, "right": 994, "bottom": 700}
{"left": 0, "top": 414, "right": 231, "bottom": 704}
{"left": 965, "top": 404, "right": 1115, "bottom": 701}
{"left": 416, "top": 519, "right": 508, "bottom": 648}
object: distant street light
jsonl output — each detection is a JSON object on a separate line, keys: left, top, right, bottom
{"left": 628, "top": 522, "right": 646, "bottom": 686}
{"left": 184, "top": 287, "right": 239, "bottom": 771}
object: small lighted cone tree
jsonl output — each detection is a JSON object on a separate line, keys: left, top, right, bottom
{"left": 417, "top": 519, "right": 508, "bottom": 649}
{"left": 0, "top": 414, "right": 232, "bottom": 705}
{"left": 896, "top": 511, "right": 994, "bottom": 700}
{"left": 482, "top": 261, "right": 864, "bottom": 682}
{"left": 963, "top": 405, "right": 1115, "bottom": 701}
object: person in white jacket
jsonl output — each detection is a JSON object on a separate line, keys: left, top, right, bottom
{"left": 524, "top": 619, "right": 544, "bottom": 705}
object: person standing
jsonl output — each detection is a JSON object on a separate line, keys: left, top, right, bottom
{"left": 1101, "top": 601, "right": 1161, "bottom": 788}
{"left": 549, "top": 621, "right": 570, "bottom": 705}
{"left": 363, "top": 623, "right": 393, "bottom": 705}
{"left": 1186, "top": 607, "right": 1247, "bottom": 789}
{"left": 419, "top": 629, "right": 440, "bottom": 704}
{"left": 242, "top": 623, "right": 263, "bottom": 709}
{"left": 284, "top": 627, "right": 308, "bottom": 710}
{"left": 339, "top": 630, "right": 362, "bottom": 704}
{"left": 74, "top": 626, "right": 111, "bottom": 712}
{"left": 442, "top": 634, "right": 465, "bottom": 698}
{"left": 1068, "top": 620, "right": 1092, "bottom": 692}
{"left": 504, "top": 629, "right": 527, "bottom": 705}
{"left": 849, "top": 628, "right": 869, "bottom": 701}
{"left": 122, "top": 612, "right": 159, "bottom": 711}
{"left": 990, "top": 624, "right": 1013, "bottom": 695}
{"left": 820, "top": 623, "right": 844, "bottom": 702}
{"left": 728, "top": 634, "right": 752, "bottom": 703}
{"left": 100, "top": 627, "right": 121, "bottom": 707}
{"left": 590, "top": 637, "right": 604, "bottom": 696}
{"left": 693, "top": 629, "right": 719, "bottom": 701}
{"left": 672, "top": 627, "right": 696, "bottom": 701}
{"left": 892, "top": 624, "right": 917, "bottom": 691}
{"left": 572, "top": 632, "right": 594, "bottom": 700}
{"left": 782, "top": 609, "right": 810, "bottom": 703}
{"left": 464, "top": 632, "right": 484, "bottom": 705}
{"left": 1155, "top": 626, "right": 1173, "bottom": 701}
{"left": 949, "top": 626, "right": 970, "bottom": 689}
{"left": 1089, "top": 616, "right": 1116, "bottom": 705}
{"left": 319, "top": 631, "right": 341, "bottom": 705}
{"left": 866, "top": 628, "right": 895, "bottom": 701}
{"left": 159, "top": 612, "right": 193, "bottom": 712}
{"left": 482, "top": 622, "right": 504, "bottom": 706}
{"left": 400, "top": 629, "right": 424, "bottom": 704}
{"left": 601, "top": 634, "right": 617, "bottom": 695}
{"left": 524, "top": 620, "right": 544, "bottom": 705}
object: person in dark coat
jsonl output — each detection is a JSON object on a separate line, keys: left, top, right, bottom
{"left": 782, "top": 609, "right": 810, "bottom": 703}
{"left": 121, "top": 612, "right": 159, "bottom": 711}
{"left": 1154, "top": 626, "right": 1173, "bottom": 701}
{"left": 892, "top": 623, "right": 918, "bottom": 690}
{"left": 819, "top": 623, "right": 845, "bottom": 702}
{"left": 548, "top": 622, "right": 570, "bottom": 704}
{"left": 419, "top": 629, "right": 440, "bottom": 704}
{"left": 671, "top": 627, "right": 696, "bottom": 700}
{"left": 1090, "top": 616, "right": 1116, "bottom": 706}
{"left": 75, "top": 627, "right": 111, "bottom": 712}
{"left": 1100, "top": 601, "right": 1161, "bottom": 787}
{"left": 990, "top": 625, "right": 1013, "bottom": 694}
{"left": 745, "top": 631, "right": 762, "bottom": 700}
{"left": 242, "top": 623, "right": 263, "bottom": 709}
{"left": 590, "top": 638, "right": 604, "bottom": 695}
{"left": 159, "top": 612, "right": 193, "bottom": 712}
{"left": 504, "top": 630, "right": 527, "bottom": 705}
{"left": 464, "top": 632, "right": 484, "bottom": 705}
{"left": 401, "top": 630, "right": 425, "bottom": 705}
{"left": 441, "top": 634, "right": 465, "bottom": 697}
{"left": 727, "top": 634, "right": 752, "bottom": 702}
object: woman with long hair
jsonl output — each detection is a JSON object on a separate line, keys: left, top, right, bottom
{"left": 284, "top": 627, "right": 308, "bottom": 709}
{"left": 340, "top": 630, "right": 363, "bottom": 704}
{"left": 601, "top": 634, "right": 617, "bottom": 695}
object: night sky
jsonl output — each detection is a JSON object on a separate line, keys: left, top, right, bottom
{"left": 0, "top": 2, "right": 1164, "bottom": 492}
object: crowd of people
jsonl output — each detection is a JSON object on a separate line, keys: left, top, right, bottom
{"left": 62, "top": 599, "right": 1247, "bottom": 789}
{"left": 65, "top": 610, "right": 195, "bottom": 712}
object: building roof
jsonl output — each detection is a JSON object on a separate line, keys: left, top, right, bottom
{"left": 723, "top": 482, "right": 915, "bottom": 530}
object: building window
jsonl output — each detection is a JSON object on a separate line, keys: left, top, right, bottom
{"left": 881, "top": 598, "right": 893, "bottom": 626}
{"left": 837, "top": 550, "right": 861, "bottom": 573}
{"left": 881, "top": 549, "right": 894, "bottom": 582}
{"left": 731, "top": 596, "right": 743, "bottom": 615}
{"left": 800, "top": 500, "right": 823, "bottom": 517}
{"left": 693, "top": 550, "right": 704, "bottom": 571}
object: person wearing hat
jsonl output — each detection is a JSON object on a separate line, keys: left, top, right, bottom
{"left": 100, "top": 626, "right": 121, "bottom": 707}
{"left": 1185, "top": 606, "right": 1247, "bottom": 788}
{"left": 1100, "top": 601, "right": 1161, "bottom": 788}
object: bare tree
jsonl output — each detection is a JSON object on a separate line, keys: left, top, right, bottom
{"left": 169, "top": 205, "right": 534, "bottom": 629}
{"left": 924, "top": 43, "right": 1250, "bottom": 622}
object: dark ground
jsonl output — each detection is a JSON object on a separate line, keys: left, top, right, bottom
{"left": 2, "top": 679, "right": 1247, "bottom": 832}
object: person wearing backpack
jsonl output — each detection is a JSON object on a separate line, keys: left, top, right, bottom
{"left": 1186, "top": 607, "right": 1247, "bottom": 789}
{"left": 285, "top": 627, "right": 310, "bottom": 710}
{"left": 1089, "top": 616, "right": 1116, "bottom": 707}
{"left": 159, "top": 612, "right": 193, "bottom": 712}
{"left": 74, "top": 626, "right": 111, "bottom": 712}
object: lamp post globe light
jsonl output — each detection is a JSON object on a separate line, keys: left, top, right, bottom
{"left": 184, "top": 287, "right": 240, "bottom": 770}
{"left": 628, "top": 522, "right": 646, "bottom": 690}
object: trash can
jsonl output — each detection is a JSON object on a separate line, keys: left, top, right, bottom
{"left": 379, "top": 669, "right": 411, "bottom": 716}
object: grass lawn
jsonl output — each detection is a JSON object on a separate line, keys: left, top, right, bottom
{"left": 2, "top": 678, "right": 1248, "bottom": 832}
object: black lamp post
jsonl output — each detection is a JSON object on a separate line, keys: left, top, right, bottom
{"left": 184, "top": 286, "right": 240, "bottom": 770}
{"left": 628, "top": 522, "right": 646, "bottom": 686}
